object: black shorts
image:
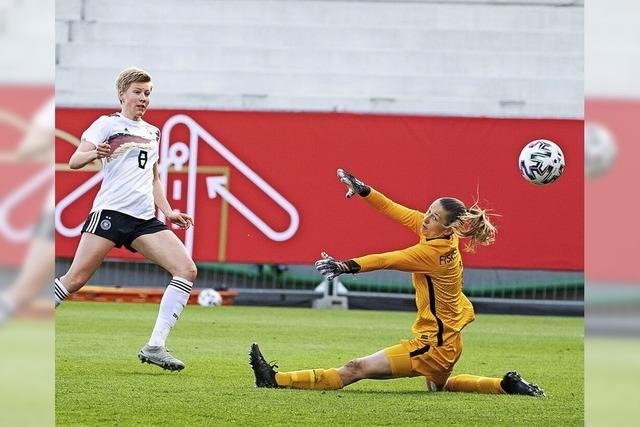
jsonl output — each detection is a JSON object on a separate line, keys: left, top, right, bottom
{"left": 81, "top": 209, "right": 168, "bottom": 252}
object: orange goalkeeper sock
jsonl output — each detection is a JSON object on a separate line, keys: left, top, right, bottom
{"left": 444, "top": 374, "right": 506, "bottom": 394}
{"left": 275, "top": 368, "right": 344, "bottom": 390}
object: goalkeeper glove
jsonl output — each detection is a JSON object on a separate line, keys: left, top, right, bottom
{"left": 314, "top": 252, "right": 361, "bottom": 280}
{"left": 337, "top": 169, "right": 371, "bottom": 198}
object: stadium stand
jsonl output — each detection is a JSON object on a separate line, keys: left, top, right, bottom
{"left": 56, "top": 0, "right": 582, "bottom": 117}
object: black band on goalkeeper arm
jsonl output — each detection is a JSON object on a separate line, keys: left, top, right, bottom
{"left": 336, "top": 260, "right": 361, "bottom": 274}
{"left": 358, "top": 186, "right": 371, "bottom": 197}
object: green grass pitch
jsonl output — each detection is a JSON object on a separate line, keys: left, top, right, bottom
{"left": 585, "top": 337, "right": 640, "bottom": 426}
{"left": 1, "top": 319, "right": 55, "bottom": 426}
{"left": 56, "top": 302, "right": 583, "bottom": 426}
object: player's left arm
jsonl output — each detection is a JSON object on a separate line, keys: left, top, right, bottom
{"left": 353, "top": 244, "right": 438, "bottom": 273}
{"left": 315, "top": 244, "right": 437, "bottom": 279}
{"left": 152, "top": 162, "right": 194, "bottom": 230}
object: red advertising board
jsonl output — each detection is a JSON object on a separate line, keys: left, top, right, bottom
{"left": 56, "top": 109, "right": 583, "bottom": 270}
{"left": 0, "top": 86, "right": 53, "bottom": 266}
{"left": 586, "top": 99, "right": 640, "bottom": 282}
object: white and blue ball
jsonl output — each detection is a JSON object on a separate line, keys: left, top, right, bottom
{"left": 519, "top": 139, "right": 565, "bottom": 185}
{"left": 585, "top": 122, "right": 617, "bottom": 179}
{"left": 197, "top": 288, "right": 223, "bottom": 307}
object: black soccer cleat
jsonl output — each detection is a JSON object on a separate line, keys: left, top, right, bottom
{"left": 501, "top": 371, "right": 546, "bottom": 397}
{"left": 249, "top": 343, "right": 278, "bottom": 388}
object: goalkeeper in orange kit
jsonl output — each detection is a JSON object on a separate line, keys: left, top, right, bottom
{"left": 249, "top": 169, "right": 545, "bottom": 397}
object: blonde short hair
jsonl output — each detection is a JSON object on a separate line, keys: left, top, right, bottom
{"left": 116, "top": 67, "right": 152, "bottom": 103}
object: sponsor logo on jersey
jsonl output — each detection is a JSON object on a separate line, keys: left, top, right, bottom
{"left": 106, "top": 133, "right": 156, "bottom": 161}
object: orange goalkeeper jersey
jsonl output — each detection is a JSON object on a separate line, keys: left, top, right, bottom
{"left": 352, "top": 189, "right": 476, "bottom": 346}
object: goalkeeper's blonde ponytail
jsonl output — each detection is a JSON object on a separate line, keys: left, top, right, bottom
{"left": 440, "top": 198, "right": 497, "bottom": 253}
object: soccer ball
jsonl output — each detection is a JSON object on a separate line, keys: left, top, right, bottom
{"left": 518, "top": 139, "right": 565, "bottom": 185}
{"left": 197, "top": 288, "right": 222, "bottom": 307}
{"left": 585, "top": 122, "right": 617, "bottom": 179}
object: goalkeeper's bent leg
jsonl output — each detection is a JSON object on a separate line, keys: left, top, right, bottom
{"left": 275, "top": 369, "right": 344, "bottom": 390}
{"left": 276, "top": 348, "right": 395, "bottom": 390}
{"left": 444, "top": 374, "right": 505, "bottom": 394}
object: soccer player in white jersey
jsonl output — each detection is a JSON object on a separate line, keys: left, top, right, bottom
{"left": 54, "top": 68, "right": 196, "bottom": 371}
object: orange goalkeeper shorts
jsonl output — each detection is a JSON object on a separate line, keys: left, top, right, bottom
{"left": 383, "top": 333, "right": 463, "bottom": 387}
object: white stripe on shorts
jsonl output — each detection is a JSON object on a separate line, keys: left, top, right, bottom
{"left": 87, "top": 210, "right": 101, "bottom": 233}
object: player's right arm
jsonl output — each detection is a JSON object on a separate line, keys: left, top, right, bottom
{"left": 362, "top": 189, "right": 423, "bottom": 234}
{"left": 68, "top": 140, "right": 109, "bottom": 169}
{"left": 69, "top": 115, "right": 111, "bottom": 170}
{"left": 338, "top": 168, "right": 422, "bottom": 234}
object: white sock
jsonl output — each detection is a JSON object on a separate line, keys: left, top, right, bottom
{"left": 148, "top": 277, "right": 193, "bottom": 347}
{"left": 54, "top": 278, "right": 69, "bottom": 308}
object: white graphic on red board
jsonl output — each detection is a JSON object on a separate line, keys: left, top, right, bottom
{"left": 0, "top": 167, "right": 52, "bottom": 242}
{"left": 54, "top": 114, "right": 299, "bottom": 255}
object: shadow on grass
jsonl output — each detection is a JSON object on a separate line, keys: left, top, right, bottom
{"left": 112, "top": 369, "right": 185, "bottom": 377}
{"left": 332, "top": 389, "right": 429, "bottom": 396}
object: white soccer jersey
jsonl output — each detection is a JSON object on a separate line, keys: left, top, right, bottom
{"left": 81, "top": 113, "right": 160, "bottom": 219}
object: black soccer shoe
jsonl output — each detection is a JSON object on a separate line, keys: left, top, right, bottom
{"left": 501, "top": 371, "right": 546, "bottom": 397}
{"left": 249, "top": 343, "right": 278, "bottom": 388}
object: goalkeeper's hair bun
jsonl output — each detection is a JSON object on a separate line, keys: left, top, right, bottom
{"left": 440, "top": 197, "right": 497, "bottom": 252}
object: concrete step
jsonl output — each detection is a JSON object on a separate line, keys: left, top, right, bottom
{"left": 81, "top": 0, "right": 582, "bottom": 31}
{"left": 57, "top": 43, "right": 582, "bottom": 79}
{"left": 55, "top": 66, "right": 582, "bottom": 118}
{"left": 64, "top": 20, "right": 582, "bottom": 54}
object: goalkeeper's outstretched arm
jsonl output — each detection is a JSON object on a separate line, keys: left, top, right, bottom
{"left": 314, "top": 252, "right": 361, "bottom": 280}
{"left": 314, "top": 244, "right": 437, "bottom": 280}
{"left": 337, "top": 168, "right": 423, "bottom": 234}
{"left": 337, "top": 169, "right": 371, "bottom": 198}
